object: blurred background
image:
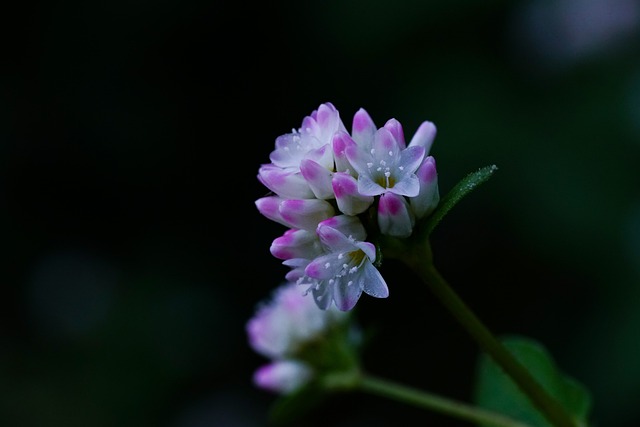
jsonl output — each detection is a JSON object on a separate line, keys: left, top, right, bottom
{"left": 1, "top": 0, "right": 639, "bottom": 426}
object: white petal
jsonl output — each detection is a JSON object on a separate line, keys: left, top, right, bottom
{"left": 361, "top": 262, "right": 389, "bottom": 298}
{"left": 333, "top": 277, "right": 364, "bottom": 311}
{"left": 357, "top": 174, "right": 385, "bottom": 197}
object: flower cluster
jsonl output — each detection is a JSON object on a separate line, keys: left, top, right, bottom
{"left": 246, "top": 281, "right": 354, "bottom": 394}
{"left": 256, "top": 102, "right": 440, "bottom": 311}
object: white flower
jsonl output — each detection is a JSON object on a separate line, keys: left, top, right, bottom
{"left": 258, "top": 102, "right": 346, "bottom": 199}
{"left": 300, "top": 220, "right": 389, "bottom": 311}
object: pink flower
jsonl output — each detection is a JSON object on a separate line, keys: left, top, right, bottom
{"left": 300, "top": 220, "right": 389, "bottom": 311}
{"left": 258, "top": 103, "right": 346, "bottom": 199}
{"left": 246, "top": 282, "right": 347, "bottom": 359}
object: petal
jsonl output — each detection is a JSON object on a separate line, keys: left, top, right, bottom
{"left": 310, "top": 281, "right": 334, "bottom": 310}
{"left": 332, "top": 130, "right": 358, "bottom": 174}
{"left": 410, "top": 156, "right": 440, "bottom": 218}
{"left": 372, "top": 127, "right": 401, "bottom": 158}
{"left": 344, "top": 144, "right": 374, "bottom": 178}
{"left": 319, "top": 214, "right": 367, "bottom": 241}
{"left": 283, "top": 258, "right": 311, "bottom": 282}
{"left": 397, "top": 145, "right": 426, "bottom": 176}
{"left": 270, "top": 229, "right": 320, "bottom": 260}
{"left": 300, "top": 158, "right": 334, "bottom": 200}
{"left": 305, "top": 144, "right": 334, "bottom": 170}
{"left": 351, "top": 108, "right": 376, "bottom": 150}
{"left": 356, "top": 174, "right": 386, "bottom": 197}
{"left": 378, "top": 193, "right": 415, "bottom": 237}
{"left": 384, "top": 118, "right": 406, "bottom": 149}
{"left": 355, "top": 241, "right": 377, "bottom": 262}
{"left": 332, "top": 172, "right": 374, "bottom": 215}
{"left": 255, "top": 196, "right": 288, "bottom": 227}
{"left": 389, "top": 174, "right": 420, "bottom": 197}
{"left": 315, "top": 224, "right": 354, "bottom": 252}
{"left": 279, "top": 199, "right": 335, "bottom": 230}
{"left": 258, "top": 165, "right": 314, "bottom": 199}
{"left": 305, "top": 253, "right": 345, "bottom": 280}
{"left": 270, "top": 133, "right": 304, "bottom": 168}
{"left": 333, "top": 278, "right": 364, "bottom": 311}
{"left": 360, "top": 262, "right": 389, "bottom": 298}
{"left": 315, "top": 102, "right": 346, "bottom": 140}
{"left": 408, "top": 121, "right": 437, "bottom": 155}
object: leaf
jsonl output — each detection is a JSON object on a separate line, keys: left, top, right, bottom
{"left": 423, "top": 164, "right": 498, "bottom": 237}
{"left": 473, "top": 335, "right": 592, "bottom": 427}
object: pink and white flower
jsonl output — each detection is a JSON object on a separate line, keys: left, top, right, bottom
{"left": 247, "top": 282, "right": 347, "bottom": 360}
{"left": 299, "top": 218, "right": 389, "bottom": 311}
{"left": 246, "top": 281, "right": 350, "bottom": 394}
{"left": 257, "top": 102, "right": 346, "bottom": 200}
{"left": 255, "top": 102, "right": 441, "bottom": 311}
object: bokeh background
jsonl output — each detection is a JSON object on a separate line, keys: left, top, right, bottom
{"left": 2, "top": 0, "right": 639, "bottom": 426}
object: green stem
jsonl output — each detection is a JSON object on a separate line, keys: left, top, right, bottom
{"left": 400, "top": 242, "right": 577, "bottom": 427}
{"left": 358, "top": 373, "right": 532, "bottom": 427}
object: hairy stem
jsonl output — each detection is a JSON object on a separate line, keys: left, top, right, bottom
{"left": 398, "top": 240, "right": 578, "bottom": 427}
{"left": 358, "top": 373, "right": 532, "bottom": 427}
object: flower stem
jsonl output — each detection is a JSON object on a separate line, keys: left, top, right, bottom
{"left": 358, "top": 373, "right": 532, "bottom": 427}
{"left": 401, "top": 242, "right": 578, "bottom": 427}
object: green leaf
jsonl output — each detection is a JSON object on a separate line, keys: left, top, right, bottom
{"left": 423, "top": 164, "right": 498, "bottom": 237}
{"left": 473, "top": 335, "right": 592, "bottom": 427}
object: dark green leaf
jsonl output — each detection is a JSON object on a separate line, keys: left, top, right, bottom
{"left": 423, "top": 164, "right": 498, "bottom": 236}
{"left": 473, "top": 335, "right": 591, "bottom": 427}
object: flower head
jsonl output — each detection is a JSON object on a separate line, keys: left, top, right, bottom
{"left": 255, "top": 102, "right": 441, "bottom": 311}
{"left": 246, "top": 281, "right": 354, "bottom": 394}
{"left": 247, "top": 281, "right": 347, "bottom": 359}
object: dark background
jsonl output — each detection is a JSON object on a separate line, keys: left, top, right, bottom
{"left": 2, "top": 0, "right": 640, "bottom": 426}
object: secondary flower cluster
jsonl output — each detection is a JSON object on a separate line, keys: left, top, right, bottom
{"left": 246, "top": 281, "right": 356, "bottom": 394}
{"left": 256, "top": 102, "right": 440, "bottom": 311}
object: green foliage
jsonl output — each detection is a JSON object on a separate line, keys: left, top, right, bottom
{"left": 422, "top": 164, "right": 498, "bottom": 237}
{"left": 473, "top": 336, "right": 592, "bottom": 427}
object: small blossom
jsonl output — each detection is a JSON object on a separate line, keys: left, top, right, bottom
{"left": 258, "top": 102, "right": 346, "bottom": 199}
{"left": 378, "top": 192, "right": 415, "bottom": 237}
{"left": 246, "top": 281, "right": 347, "bottom": 359}
{"left": 346, "top": 126, "right": 425, "bottom": 198}
{"left": 247, "top": 281, "right": 353, "bottom": 394}
{"left": 270, "top": 229, "right": 322, "bottom": 260}
{"left": 300, "top": 221, "right": 389, "bottom": 311}
{"left": 332, "top": 172, "right": 374, "bottom": 215}
{"left": 411, "top": 155, "right": 440, "bottom": 219}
